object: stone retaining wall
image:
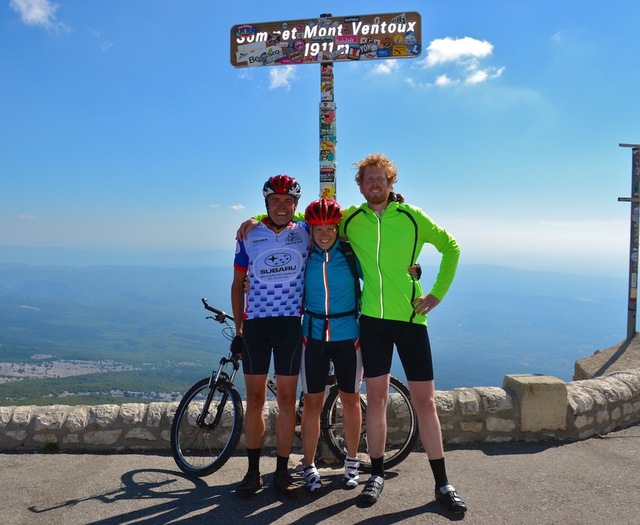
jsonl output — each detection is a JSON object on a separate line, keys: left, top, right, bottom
{"left": 1, "top": 369, "right": 639, "bottom": 454}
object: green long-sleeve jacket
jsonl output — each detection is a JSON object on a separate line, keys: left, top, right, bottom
{"left": 340, "top": 201, "right": 460, "bottom": 325}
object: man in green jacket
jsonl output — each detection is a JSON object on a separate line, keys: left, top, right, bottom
{"left": 341, "top": 153, "right": 467, "bottom": 515}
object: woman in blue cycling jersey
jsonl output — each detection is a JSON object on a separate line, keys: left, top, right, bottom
{"left": 300, "top": 198, "right": 363, "bottom": 493}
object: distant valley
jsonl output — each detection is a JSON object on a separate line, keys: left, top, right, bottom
{"left": 0, "top": 262, "right": 628, "bottom": 405}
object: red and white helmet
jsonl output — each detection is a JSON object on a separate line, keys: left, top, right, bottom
{"left": 262, "top": 175, "right": 302, "bottom": 200}
{"left": 304, "top": 198, "right": 343, "bottom": 226}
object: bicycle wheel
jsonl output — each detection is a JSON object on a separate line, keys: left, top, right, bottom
{"left": 321, "top": 375, "right": 418, "bottom": 472}
{"left": 170, "top": 377, "right": 244, "bottom": 477}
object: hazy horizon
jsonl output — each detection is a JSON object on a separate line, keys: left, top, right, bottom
{"left": 0, "top": 261, "right": 628, "bottom": 401}
{"left": 0, "top": 244, "right": 632, "bottom": 280}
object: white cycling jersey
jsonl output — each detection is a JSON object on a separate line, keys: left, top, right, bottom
{"left": 233, "top": 220, "right": 310, "bottom": 319}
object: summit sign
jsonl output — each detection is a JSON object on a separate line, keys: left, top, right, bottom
{"left": 230, "top": 12, "right": 422, "bottom": 67}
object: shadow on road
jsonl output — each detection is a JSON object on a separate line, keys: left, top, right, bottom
{"left": 27, "top": 466, "right": 465, "bottom": 524}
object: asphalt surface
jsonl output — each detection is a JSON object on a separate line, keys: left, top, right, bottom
{"left": 2, "top": 424, "right": 639, "bottom": 525}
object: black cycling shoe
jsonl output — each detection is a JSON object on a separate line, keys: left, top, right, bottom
{"left": 235, "top": 471, "right": 263, "bottom": 496}
{"left": 359, "top": 475, "right": 384, "bottom": 505}
{"left": 435, "top": 485, "right": 468, "bottom": 514}
{"left": 273, "top": 470, "right": 303, "bottom": 498}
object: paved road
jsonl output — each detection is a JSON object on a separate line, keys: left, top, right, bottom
{"left": 1, "top": 424, "right": 639, "bottom": 525}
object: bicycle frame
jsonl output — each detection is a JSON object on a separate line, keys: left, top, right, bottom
{"left": 196, "top": 355, "right": 240, "bottom": 428}
{"left": 197, "top": 299, "right": 241, "bottom": 429}
{"left": 171, "top": 298, "right": 417, "bottom": 478}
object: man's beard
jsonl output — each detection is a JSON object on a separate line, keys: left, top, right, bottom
{"left": 365, "top": 190, "right": 389, "bottom": 205}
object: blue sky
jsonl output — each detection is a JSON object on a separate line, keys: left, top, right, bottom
{"left": 2, "top": 0, "right": 639, "bottom": 276}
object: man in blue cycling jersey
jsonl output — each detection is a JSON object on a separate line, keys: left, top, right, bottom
{"left": 231, "top": 175, "right": 309, "bottom": 497}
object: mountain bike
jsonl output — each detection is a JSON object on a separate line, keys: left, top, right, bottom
{"left": 170, "top": 298, "right": 418, "bottom": 478}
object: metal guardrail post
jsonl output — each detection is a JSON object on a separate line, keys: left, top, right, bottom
{"left": 618, "top": 144, "right": 640, "bottom": 339}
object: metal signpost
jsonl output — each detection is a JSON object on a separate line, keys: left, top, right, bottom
{"left": 229, "top": 11, "right": 422, "bottom": 200}
{"left": 618, "top": 144, "right": 640, "bottom": 340}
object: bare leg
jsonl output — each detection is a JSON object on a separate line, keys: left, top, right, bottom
{"left": 274, "top": 374, "right": 299, "bottom": 457}
{"left": 243, "top": 374, "right": 268, "bottom": 449}
{"left": 301, "top": 392, "right": 324, "bottom": 466}
{"left": 363, "top": 374, "right": 390, "bottom": 458}
{"left": 411, "top": 380, "right": 468, "bottom": 513}
{"left": 407, "top": 380, "right": 444, "bottom": 459}
{"left": 338, "top": 390, "right": 362, "bottom": 457}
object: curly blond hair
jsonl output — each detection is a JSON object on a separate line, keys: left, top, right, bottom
{"left": 354, "top": 153, "right": 398, "bottom": 186}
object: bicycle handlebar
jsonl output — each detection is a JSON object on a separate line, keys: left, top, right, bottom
{"left": 201, "top": 298, "right": 234, "bottom": 322}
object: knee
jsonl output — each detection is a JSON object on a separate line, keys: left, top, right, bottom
{"left": 416, "top": 396, "right": 438, "bottom": 417}
{"left": 425, "top": 399, "right": 438, "bottom": 415}
{"left": 368, "top": 393, "right": 388, "bottom": 414}
{"left": 246, "top": 391, "right": 266, "bottom": 412}
{"left": 339, "top": 393, "right": 362, "bottom": 412}
{"left": 302, "top": 396, "right": 324, "bottom": 417}
{"left": 276, "top": 393, "right": 297, "bottom": 416}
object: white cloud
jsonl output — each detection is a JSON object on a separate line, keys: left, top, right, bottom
{"left": 15, "top": 214, "right": 37, "bottom": 220}
{"left": 373, "top": 60, "right": 400, "bottom": 75}
{"left": 465, "top": 67, "right": 505, "bottom": 84}
{"left": 435, "top": 74, "right": 455, "bottom": 86}
{"left": 231, "top": 204, "right": 246, "bottom": 211}
{"left": 466, "top": 69, "right": 489, "bottom": 84}
{"left": 269, "top": 66, "right": 296, "bottom": 91}
{"left": 424, "top": 37, "right": 493, "bottom": 66}
{"left": 421, "top": 36, "right": 504, "bottom": 86}
{"left": 208, "top": 204, "right": 220, "bottom": 209}
{"left": 10, "top": 0, "right": 66, "bottom": 31}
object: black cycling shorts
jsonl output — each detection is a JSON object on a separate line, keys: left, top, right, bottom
{"left": 241, "top": 316, "right": 302, "bottom": 376}
{"left": 359, "top": 315, "right": 434, "bottom": 381}
{"left": 301, "top": 338, "right": 363, "bottom": 394}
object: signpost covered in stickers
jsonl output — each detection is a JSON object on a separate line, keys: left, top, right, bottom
{"left": 230, "top": 12, "right": 422, "bottom": 200}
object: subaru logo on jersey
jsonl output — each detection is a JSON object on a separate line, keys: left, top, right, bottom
{"left": 256, "top": 249, "right": 301, "bottom": 283}
{"left": 264, "top": 252, "right": 292, "bottom": 267}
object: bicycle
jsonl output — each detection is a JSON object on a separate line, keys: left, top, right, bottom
{"left": 170, "top": 298, "right": 418, "bottom": 478}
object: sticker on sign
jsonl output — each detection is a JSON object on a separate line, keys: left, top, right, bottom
{"left": 230, "top": 12, "right": 422, "bottom": 67}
